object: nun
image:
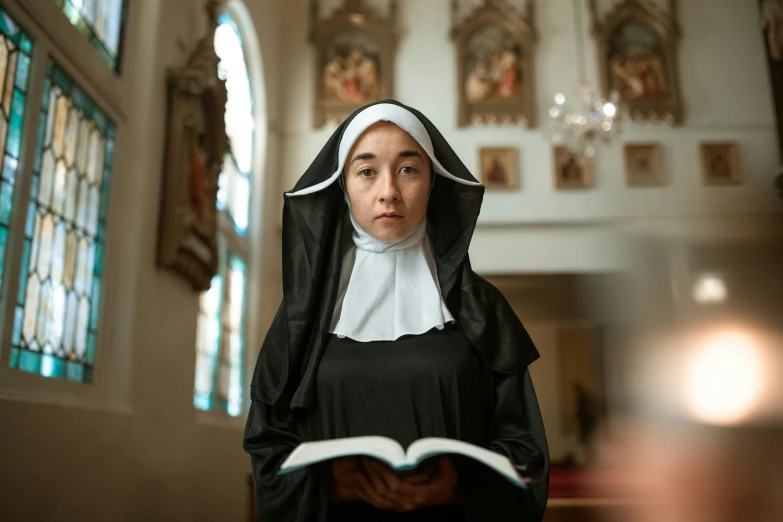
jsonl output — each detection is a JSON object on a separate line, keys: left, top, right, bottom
{"left": 244, "top": 100, "right": 549, "bottom": 521}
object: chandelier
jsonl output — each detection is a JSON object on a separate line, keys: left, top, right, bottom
{"left": 548, "top": 0, "right": 621, "bottom": 158}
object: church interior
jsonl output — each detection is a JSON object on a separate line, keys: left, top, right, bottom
{"left": 0, "top": 0, "right": 781, "bottom": 520}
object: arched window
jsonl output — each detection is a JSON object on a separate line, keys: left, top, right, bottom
{"left": 194, "top": 9, "right": 255, "bottom": 417}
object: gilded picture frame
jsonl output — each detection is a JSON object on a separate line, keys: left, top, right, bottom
{"left": 553, "top": 146, "right": 594, "bottom": 189}
{"left": 589, "top": 0, "right": 684, "bottom": 124}
{"left": 310, "top": 0, "right": 398, "bottom": 128}
{"left": 624, "top": 143, "right": 664, "bottom": 186}
{"left": 700, "top": 142, "right": 742, "bottom": 186}
{"left": 158, "top": 1, "right": 228, "bottom": 291}
{"left": 479, "top": 147, "right": 519, "bottom": 190}
{"left": 450, "top": 0, "right": 537, "bottom": 127}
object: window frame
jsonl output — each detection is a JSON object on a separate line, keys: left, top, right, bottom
{"left": 0, "top": 0, "right": 136, "bottom": 411}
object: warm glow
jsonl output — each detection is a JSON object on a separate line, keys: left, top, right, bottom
{"left": 601, "top": 121, "right": 612, "bottom": 132}
{"left": 549, "top": 107, "right": 561, "bottom": 118}
{"left": 692, "top": 274, "right": 728, "bottom": 304}
{"left": 687, "top": 331, "right": 763, "bottom": 425}
{"left": 554, "top": 93, "right": 566, "bottom": 105}
{"left": 603, "top": 103, "right": 617, "bottom": 118}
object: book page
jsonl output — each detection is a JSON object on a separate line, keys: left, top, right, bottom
{"left": 280, "top": 436, "right": 406, "bottom": 472}
{"left": 406, "top": 438, "right": 524, "bottom": 486}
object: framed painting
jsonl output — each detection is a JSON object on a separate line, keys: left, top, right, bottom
{"left": 158, "top": 1, "right": 227, "bottom": 291}
{"left": 589, "top": 0, "right": 684, "bottom": 124}
{"left": 451, "top": 0, "right": 537, "bottom": 127}
{"left": 624, "top": 143, "right": 664, "bottom": 186}
{"left": 700, "top": 143, "right": 742, "bottom": 185}
{"left": 479, "top": 147, "right": 519, "bottom": 190}
{"left": 310, "top": 0, "right": 397, "bottom": 127}
{"left": 553, "top": 146, "right": 594, "bottom": 189}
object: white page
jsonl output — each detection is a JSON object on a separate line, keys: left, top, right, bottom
{"left": 406, "top": 438, "right": 524, "bottom": 486}
{"left": 280, "top": 436, "right": 406, "bottom": 471}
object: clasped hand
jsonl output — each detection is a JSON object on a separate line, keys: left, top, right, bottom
{"left": 331, "top": 455, "right": 458, "bottom": 512}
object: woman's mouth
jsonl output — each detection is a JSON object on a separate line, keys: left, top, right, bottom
{"left": 377, "top": 213, "right": 403, "bottom": 222}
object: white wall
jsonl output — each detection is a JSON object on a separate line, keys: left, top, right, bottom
{"left": 0, "top": 0, "right": 285, "bottom": 520}
{"left": 279, "top": 0, "right": 782, "bottom": 274}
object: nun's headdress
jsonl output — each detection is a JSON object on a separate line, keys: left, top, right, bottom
{"left": 250, "top": 100, "right": 539, "bottom": 414}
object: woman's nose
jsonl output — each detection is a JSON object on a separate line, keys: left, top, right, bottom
{"left": 377, "top": 171, "right": 400, "bottom": 203}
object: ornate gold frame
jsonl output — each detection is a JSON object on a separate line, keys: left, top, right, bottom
{"left": 310, "top": 0, "right": 398, "bottom": 128}
{"left": 700, "top": 142, "right": 742, "bottom": 186}
{"left": 589, "top": 0, "right": 684, "bottom": 124}
{"left": 624, "top": 143, "right": 665, "bottom": 186}
{"left": 450, "top": 0, "right": 537, "bottom": 127}
{"left": 158, "top": 0, "right": 228, "bottom": 291}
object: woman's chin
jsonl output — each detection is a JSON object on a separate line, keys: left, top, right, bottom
{"left": 369, "top": 224, "right": 411, "bottom": 244}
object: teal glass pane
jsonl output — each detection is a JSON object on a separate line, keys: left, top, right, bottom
{"left": 0, "top": 10, "right": 20, "bottom": 43}
{"left": 55, "top": 0, "right": 126, "bottom": 72}
{"left": 194, "top": 268, "right": 223, "bottom": 412}
{"left": 20, "top": 35, "right": 31, "bottom": 55}
{"left": 2, "top": 154, "right": 18, "bottom": 183}
{"left": 0, "top": 180, "right": 13, "bottom": 225}
{"left": 12, "top": 306, "right": 22, "bottom": 345}
{"left": 8, "top": 89, "right": 25, "bottom": 158}
{"left": 15, "top": 53, "right": 30, "bottom": 91}
{"left": 41, "top": 354, "right": 66, "bottom": 378}
{"left": 86, "top": 333, "right": 96, "bottom": 364}
{"left": 19, "top": 350, "right": 40, "bottom": 373}
{"left": 12, "top": 60, "right": 112, "bottom": 382}
{"left": 65, "top": 361, "right": 83, "bottom": 382}
{"left": 0, "top": 227, "right": 6, "bottom": 281}
{"left": 9, "top": 347, "right": 19, "bottom": 369}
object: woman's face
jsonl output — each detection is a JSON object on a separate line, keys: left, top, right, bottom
{"left": 343, "top": 122, "right": 432, "bottom": 243}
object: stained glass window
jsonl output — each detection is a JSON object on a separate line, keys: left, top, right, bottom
{"left": 9, "top": 61, "right": 114, "bottom": 382}
{"left": 214, "top": 13, "right": 252, "bottom": 235}
{"left": 0, "top": 8, "right": 33, "bottom": 301}
{"left": 193, "top": 248, "right": 246, "bottom": 417}
{"left": 54, "top": 0, "right": 127, "bottom": 71}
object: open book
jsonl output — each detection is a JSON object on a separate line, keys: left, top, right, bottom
{"left": 278, "top": 436, "right": 528, "bottom": 488}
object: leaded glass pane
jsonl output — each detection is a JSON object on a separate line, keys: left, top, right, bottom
{"left": 0, "top": 7, "right": 32, "bottom": 363}
{"left": 220, "top": 254, "right": 245, "bottom": 417}
{"left": 214, "top": 13, "right": 253, "bottom": 235}
{"left": 54, "top": 0, "right": 126, "bottom": 71}
{"left": 194, "top": 270, "right": 223, "bottom": 411}
{"left": 11, "top": 62, "right": 114, "bottom": 382}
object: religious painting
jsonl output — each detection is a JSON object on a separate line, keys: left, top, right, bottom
{"left": 311, "top": 0, "right": 398, "bottom": 128}
{"left": 553, "top": 147, "right": 594, "bottom": 189}
{"left": 158, "top": 2, "right": 227, "bottom": 291}
{"left": 700, "top": 143, "right": 742, "bottom": 185}
{"left": 479, "top": 147, "right": 518, "bottom": 190}
{"left": 322, "top": 27, "right": 380, "bottom": 105}
{"left": 590, "top": 0, "right": 684, "bottom": 123}
{"left": 451, "top": 0, "right": 536, "bottom": 127}
{"left": 624, "top": 143, "right": 664, "bottom": 186}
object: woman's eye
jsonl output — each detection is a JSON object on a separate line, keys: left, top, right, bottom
{"left": 358, "top": 169, "right": 373, "bottom": 177}
{"left": 399, "top": 166, "right": 415, "bottom": 175}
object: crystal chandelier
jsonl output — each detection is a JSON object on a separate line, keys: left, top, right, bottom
{"left": 548, "top": 0, "right": 621, "bottom": 158}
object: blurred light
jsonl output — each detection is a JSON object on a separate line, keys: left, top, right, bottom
{"left": 603, "top": 103, "right": 617, "bottom": 118}
{"left": 585, "top": 145, "right": 596, "bottom": 157}
{"left": 549, "top": 107, "right": 561, "bottom": 118}
{"left": 554, "top": 93, "right": 566, "bottom": 105}
{"left": 601, "top": 121, "right": 612, "bottom": 132}
{"left": 692, "top": 274, "right": 728, "bottom": 304}
{"left": 687, "top": 330, "right": 763, "bottom": 425}
{"left": 575, "top": 115, "right": 587, "bottom": 125}
{"left": 564, "top": 115, "right": 573, "bottom": 124}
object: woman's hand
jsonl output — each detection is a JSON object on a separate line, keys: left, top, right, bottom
{"left": 360, "top": 456, "right": 459, "bottom": 512}
{"left": 330, "top": 457, "right": 429, "bottom": 510}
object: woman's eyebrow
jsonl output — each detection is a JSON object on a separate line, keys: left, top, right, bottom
{"left": 398, "top": 150, "right": 423, "bottom": 159}
{"left": 350, "top": 152, "right": 376, "bottom": 164}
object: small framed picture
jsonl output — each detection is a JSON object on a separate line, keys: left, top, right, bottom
{"left": 624, "top": 144, "right": 664, "bottom": 186}
{"left": 553, "top": 146, "right": 594, "bottom": 189}
{"left": 700, "top": 143, "right": 742, "bottom": 185}
{"left": 479, "top": 147, "right": 519, "bottom": 190}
